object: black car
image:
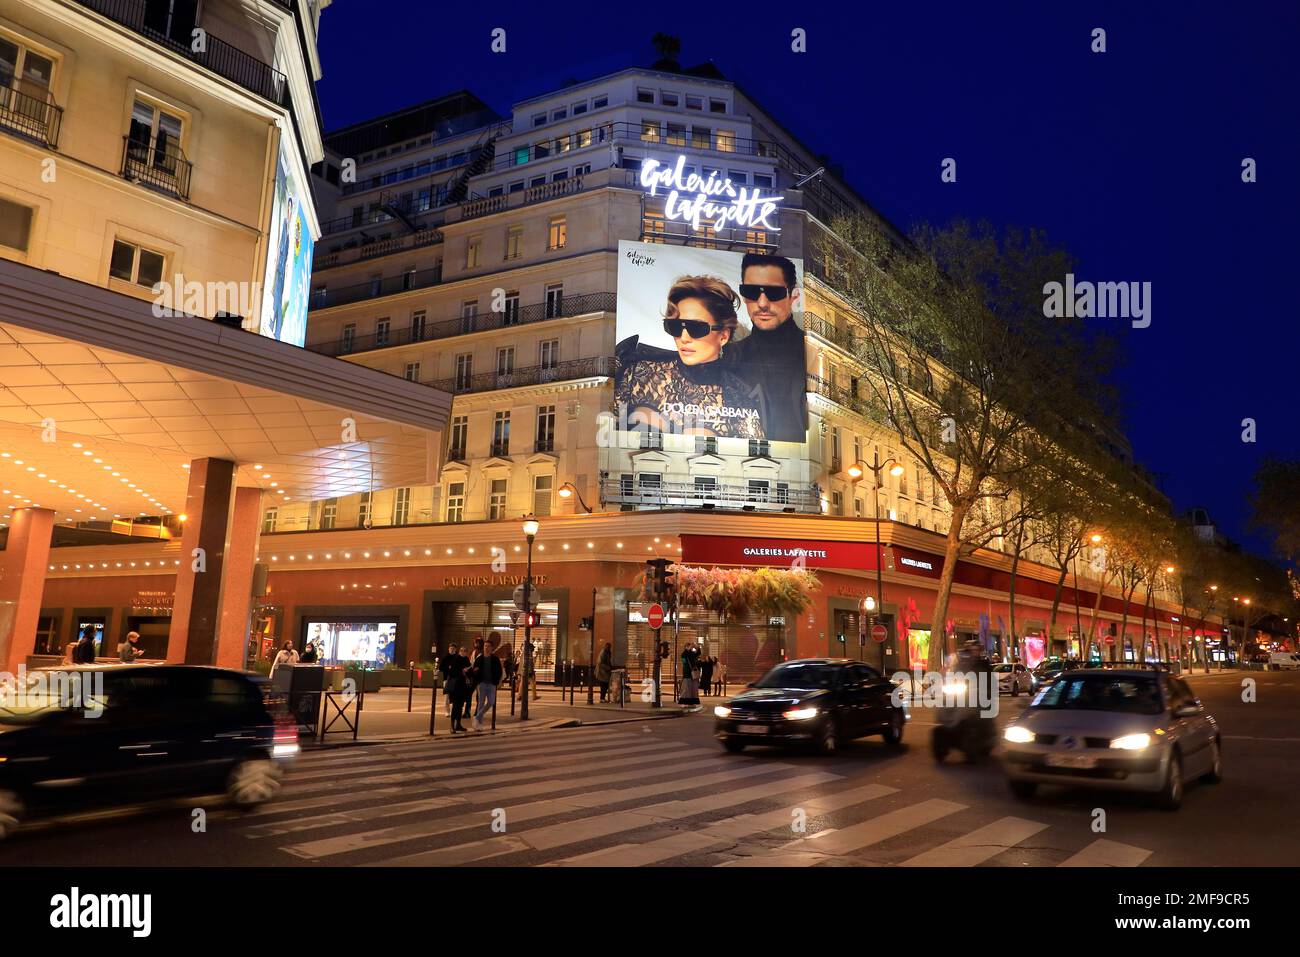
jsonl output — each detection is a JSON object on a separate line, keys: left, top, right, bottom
{"left": 0, "top": 665, "right": 297, "bottom": 839}
{"left": 714, "top": 658, "right": 906, "bottom": 755}
{"left": 1030, "top": 658, "right": 1088, "bottom": 691}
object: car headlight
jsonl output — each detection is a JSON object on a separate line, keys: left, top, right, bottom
{"left": 1109, "top": 733, "right": 1152, "bottom": 751}
{"left": 713, "top": 705, "right": 732, "bottom": 718}
{"left": 941, "top": 681, "right": 967, "bottom": 695}
{"left": 784, "top": 707, "right": 819, "bottom": 720}
{"left": 1003, "top": 725, "right": 1035, "bottom": 744}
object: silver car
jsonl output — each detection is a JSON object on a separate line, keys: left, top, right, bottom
{"left": 1001, "top": 669, "right": 1221, "bottom": 809}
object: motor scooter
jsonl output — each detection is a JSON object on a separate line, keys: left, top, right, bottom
{"left": 930, "top": 669, "right": 996, "bottom": 763}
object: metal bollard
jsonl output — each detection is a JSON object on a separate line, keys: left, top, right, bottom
{"left": 492, "top": 687, "right": 498, "bottom": 730}
{"left": 510, "top": 674, "right": 516, "bottom": 716}
{"left": 407, "top": 661, "right": 415, "bottom": 713}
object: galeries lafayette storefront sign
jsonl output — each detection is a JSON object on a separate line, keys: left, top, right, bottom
{"left": 680, "top": 535, "right": 871, "bottom": 569}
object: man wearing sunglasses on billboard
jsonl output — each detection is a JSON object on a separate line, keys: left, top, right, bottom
{"left": 728, "top": 254, "right": 808, "bottom": 443}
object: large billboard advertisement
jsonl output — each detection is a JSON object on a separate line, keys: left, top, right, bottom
{"left": 614, "top": 240, "right": 808, "bottom": 444}
{"left": 258, "top": 137, "right": 314, "bottom": 347}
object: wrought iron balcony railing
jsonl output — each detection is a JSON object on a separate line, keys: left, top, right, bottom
{"left": 307, "top": 291, "right": 616, "bottom": 353}
{"left": 601, "top": 477, "right": 821, "bottom": 513}
{"left": 75, "top": 0, "right": 289, "bottom": 107}
{"left": 0, "top": 86, "right": 62, "bottom": 149}
{"left": 121, "top": 135, "right": 192, "bottom": 201}
{"left": 426, "top": 356, "right": 612, "bottom": 396}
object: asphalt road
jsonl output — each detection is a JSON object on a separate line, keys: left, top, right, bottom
{"left": 0, "top": 668, "right": 1295, "bottom": 867}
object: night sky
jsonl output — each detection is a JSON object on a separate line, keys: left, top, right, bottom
{"left": 316, "top": 1, "right": 1299, "bottom": 557}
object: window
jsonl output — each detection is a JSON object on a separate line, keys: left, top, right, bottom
{"left": 403, "top": 361, "right": 420, "bottom": 381}
{"left": 694, "top": 476, "right": 717, "bottom": 499}
{"left": 620, "top": 473, "right": 634, "bottom": 497}
{"left": 446, "top": 482, "right": 465, "bottom": 523}
{"left": 831, "top": 427, "right": 841, "bottom": 468}
{"left": 753, "top": 173, "right": 774, "bottom": 189}
{"left": 532, "top": 113, "right": 547, "bottom": 128}
{"left": 640, "top": 119, "right": 660, "bottom": 143}
{"left": 544, "top": 283, "right": 564, "bottom": 318}
{"left": 0, "top": 197, "right": 34, "bottom": 252}
{"left": 898, "top": 467, "right": 909, "bottom": 497}
{"left": 402, "top": 267, "right": 415, "bottom": 290}
{"left": 492, "top": 411, "right": 510, "bottom": 456}
{"left": 695, "top": 435, "right": 717, "bottom": 455}
{"left": 126, "top": 97, "right": 185, "bottom": 193}
{"left": 508, "top": 180, "right": 524, "bottom": 193}
{"left": 916, "top": 464, "right": 926, "bottom": 501}
{"left": 547, "top": 216, "right": 566, "bottom": 250}
{"left": 853, "top": 436, "right": 862, "bottom": 465}
{"left": 410, "top": 310, "right": 426, "bottom": 340}
{"left": 505, "top": 225, "right": 523, "bottom": 260}
{"left": 502, "top": 290, "right": 520, "bottom": 325}
{"left": 576, "top": 129, "right": 592, "bottom": 149}
{"left": 551, "top": 108, "right": 567, "bottom": 121}
{"left": 340, "top": 323, "right": 355, "bottom": 353}
{"left": 710, "top": 99, "right": 727, "bottom": 113}
{"left": 536, "top": 404, "right": 556, "bottom": 452}
{"left": 375, "top": 318, "right": 390, "bottom": 346}
{"left": 109, "top": 239, "right": 165, "bottom": 288}
{"left": 636, "top": 88, "right": 655, "bottom": 103}
{"left": 488, "top": 479, "right": 507, "bottom": 520}
{"left": 690, "top": 127, "right": 710, "bottom": 150}
{"left": 776, "top": 483, "right": 790, "bottom": 505}
{"left": 728, "top": 170, "right": 748, "bottom": 184}
{"left": 832, "top": 490, "right": 843, "bottom": 515}
{"left": 643, "top": 211, "right": 666, "bottom": 243}
{"left": 496, "top": 346, "right": 515, "bottom": 376}
{"left": 660, "top": 91, "right": 679, "bottom": 107}
{"left": 455, "top": 353, "right": 473, "bottom": 391}
{"left": 392, "top": 487, "right": 411, "bottom": 526}
{"left": 261, "top": 507, "right": 278, "bottom": 534}
{"left": 638, "top": 473, "right": 662, "bottom": 496}
{"left": 666, "top": 122, "right": 687, "bottom": 146}
{"left": 640, "top": 429, "right": 663, "bottom": 450}
{"left": 685, "top": 95, "right": 703, "bottom": 110}
{"left": 320, "top": 498, "right": 337, "bottom": 530}
{"left": 529, "top": 175, "right": 547, "bottom": 188}
{"left": 552, "top": 169, "right": 568, "bottom": 182}
{"left": 748, "top": 439, "right": 770, "bottom": 458}
{"left": 748, "top": 480, "right": 769, "bottom": 502}
{"left": 466, "top": 235, "right": 481, "bottom": 268}
{"left": 572, "top": 101, "right": 588, "bottom": 116}
{"left": 533, "top": 474, "right": 553, "bottom": 516}
{"left": 0, "top": 38, "right": 55, "bottom": 140}
{"left": 592, "top": 95, "right": 608, "bottom": 109}
{"left": 539, "top": 338, "right": 559, "bottom": 369}
{"left": 854, "top": 498, "right": 863, "bottom": 517}
{"left": 460, "top": 299, "right": 478, "bottom": 332}
{"left": 448, "top": 415, "right": 468, "bottom": 460}
{"left": 358, "top": 492, "right": 372, "bottom": 527}
{"left": 715, "top": 130, "right": 735, "bottom": 152}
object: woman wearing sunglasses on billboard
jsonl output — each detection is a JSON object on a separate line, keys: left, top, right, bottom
{"left": 615, "top": 275, "right": 769, "bottom": 438}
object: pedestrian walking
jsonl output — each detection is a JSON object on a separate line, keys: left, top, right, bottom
{"left": 269, "top": 641, "right": 298, "bottom": 678}
{"left": 716, "top": 660, "right": 728, "bottom": 696}
{"left": 596, "top": 641, "right": 613, "bottom": 702}
{"left": 699, "top": 655, "right": 715, "bottom": 697}
{"left": 465, "top": 636, "right": 485, "bottom": 725}
{"left": 117, "top": 630, "right": 144, "bottom": 663}
{"left": 441, "top": 644, "right": 471, "bottom": 732}
{"left": 473, "top": 636, "right": 504, "bottom": 731}
{"left": 679, "top": 643, "right": 701, "bottom": 708}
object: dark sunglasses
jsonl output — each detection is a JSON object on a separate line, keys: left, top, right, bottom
{"left": 664, "top": 319, "right": 726, "bottom": 339}
{"left": 739, "top": 283, "right": 790, "bottom": 302}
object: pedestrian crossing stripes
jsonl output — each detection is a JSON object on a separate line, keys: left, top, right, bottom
{"left": 230, "top": 727, "right": 1159, "bottom": 868}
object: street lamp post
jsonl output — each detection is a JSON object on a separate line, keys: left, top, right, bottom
{"left": 849, "top": 454, "right": 904, "bottom": 670}
{"left": 587, "top": 586, "right": 596, "bottom": 705}
{"left": 558, "top": 482, "right": 593, "bottom": 513}
{"left": 520, "top": 516, "right": 539, "bottom": 721}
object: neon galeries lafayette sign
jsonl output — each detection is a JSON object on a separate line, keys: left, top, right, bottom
{"left": 639, "top": 155, "right": 783, "bottom": 231}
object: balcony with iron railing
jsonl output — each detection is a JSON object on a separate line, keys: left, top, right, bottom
{"left": 802, "top": 310, "right": 858, "bottom": 352}
{"left": 307, "top": 291, "right": 616, "bottom": 352}
{"left": 121, "top": 135, "right": 192, "bottom": 201}
{"left": 74, "top": 0, "right": 289, "bottom": 107}
{"left": 0, "top": 86, "right": 62, "bottom": 149}
{"left": 308, "top": 263, "right": 444, "bottom": 311}
{"left": 807, "top": 373, "right": 886, "bottom": 425}
{"left": 601, "top": 476, "right": 821, "bottom": 513}
{"left": 313, "top": 228, "right": 443, "bottom": 270}
{"left": 427, "top": 355, "right": 612, "bottom": 396}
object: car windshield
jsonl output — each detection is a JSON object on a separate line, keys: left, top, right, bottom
{"left": 1033, "top": 675, "right": 1163, "bottom": 715}
{"left": 755, "top": 663, "right": 838, "bottom": 690}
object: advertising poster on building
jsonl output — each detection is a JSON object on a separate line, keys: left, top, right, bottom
{"left": 304, "top": 620, "right": 397, "bottom": 666}
{"left": 258, "top": 138, "right": 314, "bottom": 347}
{"left": 614, "top": 240, "right": 808, "bottom": 446}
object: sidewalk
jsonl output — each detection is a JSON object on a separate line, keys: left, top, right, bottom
{"left": 303, "top": 682, "right": 720, "bottom": 749}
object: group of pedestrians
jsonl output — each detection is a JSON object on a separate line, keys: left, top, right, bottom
{"left": 269, "top": 640, "right": 320, "bottom": 677}
{"left": 439, "top": 633, "right": 510, "bottom": 733}
{"left": 62, "top": 626, "right": 147, "bottom": 665}
{"left": 677, "top": 644, "right": 726, "bottom": 708}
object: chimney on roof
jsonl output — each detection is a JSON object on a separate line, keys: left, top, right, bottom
{"left": 651, "top": 33, "right": 681, "bottom": 72}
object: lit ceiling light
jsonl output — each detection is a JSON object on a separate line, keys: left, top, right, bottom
{"left": 587, "top": 542, "right": 594, "bottom": 548}
{"left": 446, "top": 548, "right": 453, "bottom": 554}
{"left": 71, "top": 443, "right": 81, "bottom": 449}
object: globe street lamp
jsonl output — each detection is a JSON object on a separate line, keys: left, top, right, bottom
{"left": 520, "top": 516, "right": 539, "bottom": 720}
{"left": 848, "top": 454, "right": 904, "bottom": 670}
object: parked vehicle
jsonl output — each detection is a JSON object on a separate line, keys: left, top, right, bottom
{"left": 1001, "top": 668, "right": 1220, "bottom": 810}
{"left": 715, "top": 659, "right": 906, "bottom": 755}
{"left": 0, "top": 665, "right": 297, "bottom": 839}
{"left": 1030, "top": 658, "right": 1086, "bottom": 692}
{"left": 993, "top": 662, "right": 1031, "bottom": 696}
{"left": 1268, "top": 652, "right": 1300, "bottom": 671}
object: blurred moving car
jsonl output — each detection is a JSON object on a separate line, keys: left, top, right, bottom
{"left": 1001, "top": 669, "right": 1220, "bottom": 810}
{"left": 993, "top": 662, "right": 1031, "bottom": 696}
{"left": 0, "top": 665, "right": 297, "bottom": 839}
{"left": 1030, "top": 658, "right": 1086, "bottom": 692}
{"left": 1268, "top": 652, "right": 1300, "bottom": 671}
{"left": 715, "top": 658, "right": 906, "bottom": 755}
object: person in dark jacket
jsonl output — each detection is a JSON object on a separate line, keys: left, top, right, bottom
{"left": 440, "top": 644, "right": 470, "bottom": 731}
{"left": 73, "top": 625, "right": 97, "bottom": 664}
{"left": 596, "top": 642, "right": 613, "bottom": 702}
{"left": 699, "top": 656, "right": 715, "bottom": 698}
{"left": 472, "top": 636, "right": 504, "bottom": 731}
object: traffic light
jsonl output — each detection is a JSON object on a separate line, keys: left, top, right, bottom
{"left": 658, "top": 640, "right": 671, "bottom": 660}
{"left": 523, "top": 612, "right": 538, "bottom": 628}
{"left": 645, "top": 558, "right": 675, "bottom": 600}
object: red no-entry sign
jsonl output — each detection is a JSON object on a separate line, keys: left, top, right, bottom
{"left": 648, "top": 604, "right": 665, "bottom": 630}
{"left": 871, "top": 624, "right": 888, "bottom": 643}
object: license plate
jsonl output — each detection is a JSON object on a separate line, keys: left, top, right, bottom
{"left": 739, "top": 724, "right": 769, "bottom": 735}
{"left": 1046, "top": 753, "right": 1098, "bottom": 769}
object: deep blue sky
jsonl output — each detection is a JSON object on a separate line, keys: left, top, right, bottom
{"left": 316, "top": 1, "right": 1299, "bottom": 557}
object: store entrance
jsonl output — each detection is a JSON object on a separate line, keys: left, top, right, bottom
{"left": 431, "top": 600, "right": 560, "bottom": 683}
{"left": 124, "top": 615, "right": 170, "bottom": 659}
